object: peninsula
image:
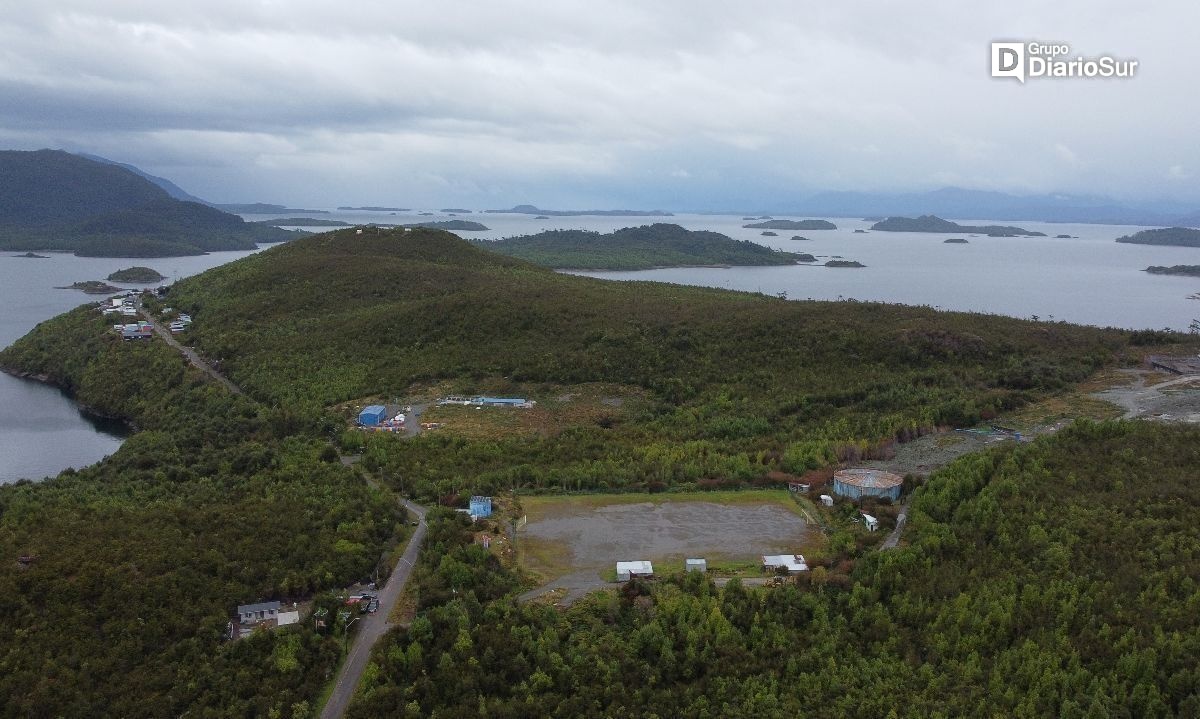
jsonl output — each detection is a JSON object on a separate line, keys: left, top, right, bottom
{"left": 1144, "top": 265, "right": 1200, "bottom": 276}
{"left": 480, "top": 223, "right": 806, "bottom": 269}
{"left": 0, "top": 150, "right": 297, "bottom": 256}
{"left": 1116, "top": 227, "right": 1200, "bottom": 248}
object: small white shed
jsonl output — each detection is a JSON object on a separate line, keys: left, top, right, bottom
{"left": 861, "top": 513, "right": 879, "bottom": 531}
{"left": 762, "top": 554, "right": 808, "bottom": 573}
{"left": 819, "top": 494, "right": 834, "bottom": 507}
{"left": 616, "top": 560, "right": 654, "bottom": 581}
{"left": 685, "top": 558, "right": 707, "bottom": 573}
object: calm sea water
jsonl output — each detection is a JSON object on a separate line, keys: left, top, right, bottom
{"left": 0, "top": 246, "right": 272, "bottom": 483}
{"left": 3, "top": 210, "right": 1198, "bottom": 482}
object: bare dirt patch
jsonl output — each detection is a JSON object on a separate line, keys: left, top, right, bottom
{"left": 518, "top": 493, "right": 810, "bottom": 584}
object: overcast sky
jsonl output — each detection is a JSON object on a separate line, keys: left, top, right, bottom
{"left": 0, "top": 1, "right": 1194, "bottom": 209}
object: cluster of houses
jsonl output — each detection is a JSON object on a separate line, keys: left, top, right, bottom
{"left": 101, "top": 293, "right": 193, "bottom": 339}
{"left": 114, "top": 321, "right": 153, "bottom": 341}
{"left": 167, "top": 312, "right": 192, "bottom": 334}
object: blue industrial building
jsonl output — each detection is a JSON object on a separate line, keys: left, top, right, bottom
{"left": 469, "top": 496, "right": 493, "bottom": 518}
{"left": 358, "top": 405, "right": 387, "bottom": 426}
{"left": 472, "top": 397, "right": 528, "bottom": 407}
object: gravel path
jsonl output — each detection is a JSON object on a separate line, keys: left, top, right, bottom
{"left": 320, "top": 498, "right": 427, "bottom": 719}
{"left": 136, "top": 300, "right": 243, "bottom": 395}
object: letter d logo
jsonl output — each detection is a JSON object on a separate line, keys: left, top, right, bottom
{"left": 991, "top": 42, "right": 1025, "bottom": 83}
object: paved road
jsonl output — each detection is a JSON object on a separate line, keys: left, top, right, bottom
{"left": 135, "top": 301, "right": 243, "bottom": 395}
{"left": 320, "top": 498, "right": 427, "bottom": 719}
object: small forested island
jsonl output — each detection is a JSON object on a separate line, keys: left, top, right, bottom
{"left": 534, "top": 215, "right": 550, "bottom": 219}
{"left": 1116, "top": 227, "right": 1200, "bottom": 247}
{"left": 825, "top": 259, "right": 865, "bottom": 267}
{"left": 853, "top": 229, "right": 867, "bottom": 233}
{"left": 1144, "top": 265, "right": 1200, "bottom": 276}
{"left": 944, "top": 238, "right": 969, "bottom": 244}
{"left": 761, "top": 231, "right": 778, "bottom": 236}
{"left": 439, "top": 208, "right": 472, "bottom": 213}
{"left": 1056, "top": 234, "right": 1074, "bottom": 239}
{"left": 485, "top": 204, "right": 673, "bottom": 217}
{"left": 14, "top": 251, "right": 48, "bottom": 258}
{"left": 481, "top": 223, "right": 807, "bottom": 269}
{"left": 252, "top": 217, "right": 352, "bottom": 227}
{"left": 870, "top": 215, "right": 1045, "bottom": 236}
{"left": 402, "top": 220, "right": 490, "bottom": 231}
{"left": 743, "top": 219, "right": 837, "bottom": 230}
{"left": 106, "top": 266, "right": 165, "bottom": 282}
{"left": 337, "top": 206, "right": 409, "bottom": 212}
{"left": 57, "top": 280, "right": 124, "bottom": 293}
{"left": 789, "top": 235, "right": 810, "bottom": 241}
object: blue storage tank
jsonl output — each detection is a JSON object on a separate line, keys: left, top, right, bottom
{"left": 358, "top": 405, "right": 386, "bottom": 426}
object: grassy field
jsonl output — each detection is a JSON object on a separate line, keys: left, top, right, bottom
{"left": 419, "top": 383, "right": 643, "bottom": 439}
{"left": 519, "top": 488, "right": 807, "bottom": 519}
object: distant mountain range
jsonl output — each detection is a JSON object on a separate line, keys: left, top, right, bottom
{"left": 486, "top": 204, "right": 673, "bottom": 217}
{"left": 773, "top": 187, "right": 1200, "bottom": 227}
{"left": 0, "top": 150, "right": 298, "bottom": 257}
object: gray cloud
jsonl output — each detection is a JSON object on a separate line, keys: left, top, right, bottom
{"left": 0, "top": 0, "right": 1194, "bottom": 208}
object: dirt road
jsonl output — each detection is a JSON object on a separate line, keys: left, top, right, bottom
{"left": 320, "top": 497, "right": 427, "bottom": 719}
{"left": 136, "top": 301, "right": 243, "bottom": 396}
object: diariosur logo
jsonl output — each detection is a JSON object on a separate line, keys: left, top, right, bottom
{"left": 991, "top": 41, "right": 1138, "bottom": 83}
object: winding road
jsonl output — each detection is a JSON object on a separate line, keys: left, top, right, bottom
{"left": 135, "top": 300, "right": 243, "bottom": 395}
{"left": 320, "top": 497, "right": 427, "bottom": 719}
{"left": 135, "top": 298, "right": 429, "bottom": 717}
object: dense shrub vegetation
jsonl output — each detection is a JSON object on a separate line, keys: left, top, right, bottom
{"left": 350, "top": 421, "right": 1200, "bottom": 718}
{"left": 0, "top": 227, "right": 1187, "bottom": 715}
{"left": 0, "top": 309, "right": 405, "bottom": 717}
{"left": 166, "top": 227, "right": 1132, "bottom": 498}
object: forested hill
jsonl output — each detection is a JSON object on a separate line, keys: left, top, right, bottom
{"left": 0, "top": 149, "right": 297, "bottom": 256}
{"left": 0, "top": 223, "right": 1172, "bottom": 715}
{"left": 165, "top": 226, "right": 1129, "bottom": 438}
{"left": 479, "top": 223, "right": 806, "bottom": 269}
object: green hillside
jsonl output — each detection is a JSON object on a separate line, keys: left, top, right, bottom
{"left": 480, "top": 223, "right": 807, "bottom": 269}
{"left": 0, "top": 150, "right": 298, "bottom": 256}
{"left": 162, "top": 227, "right": 1128, "bottom": 481}
{"left": 0, "top": 224, "right": 1182, "bottom": 715}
